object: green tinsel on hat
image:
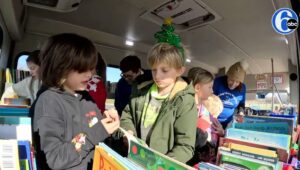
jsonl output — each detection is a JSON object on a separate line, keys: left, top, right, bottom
{"left": 154, "top": 18, "right": 185, "bottom": 64}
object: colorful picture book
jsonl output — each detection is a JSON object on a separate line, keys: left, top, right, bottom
{"left": 219, "top": 137, "right": 288, "bottom": 162}
{"left": 93, "top": 131, "right": 197, "bottom": 170}
{"left": 93, "top": 143, "right": 143, "bottom": 170}
{"left": 118, "top": 127, "right": 147, "bottom": 146}
{"left": 234, "top": 122, "right": 290, "bottom": 135}
{"left": 128, "top": 140, "right": 195, "bottom": 170}
{"left": 0, "top": 139, "right": 20, "bottom": 170}
{"left": 18, "top": 141, "right": 32, "bottom": 170}
{"left": 242, "top": 115, "right": 294, "bottom": 135}
{"left": 0, "top": 116, "right": 32, "bottom": 143}
{"left": 219, "top": 150, "right": 280, "bottom": 170}
{"left": 226, "top": 128, "right": 291, "bottom": 150}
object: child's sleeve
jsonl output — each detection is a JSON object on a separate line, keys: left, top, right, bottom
{"left": 12, "top": 77, "right": 31, "bottom": 98}
{"left": 120, "top": 104, "right": 137, "bottom": 136}
{"left": 34, "top": 96, "right": 109, "bottom": 169}
{"left": 166, "top": 95, "right": 198, "bottom": 163}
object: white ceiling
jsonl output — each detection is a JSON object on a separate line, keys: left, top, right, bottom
{"left": 25, "top": 0, "right": 295, "bottom": 74}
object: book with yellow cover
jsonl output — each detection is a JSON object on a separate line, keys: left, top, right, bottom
{"left": 93, "top": 146, "right": 126, "bottom": 170}
{"left": 227, "top": 143, "right": 277, "bottom": 158}
{"left": 93, "top": 143, "right": 144, "bottom": 170}
{"left": 219, "top": 137, "right": 288, "bottom": 162}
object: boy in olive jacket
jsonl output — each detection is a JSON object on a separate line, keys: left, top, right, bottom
{"left": 120, "top": 43, "right": 197, "bottom": 163}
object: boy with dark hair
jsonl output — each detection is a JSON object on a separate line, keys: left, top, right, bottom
{"left": 114, "top": 55, "right": 152, "bottom": 116}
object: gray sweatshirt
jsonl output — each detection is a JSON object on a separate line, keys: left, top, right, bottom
{"left": 33, "top": 88, "right": 109, "bottom": 170}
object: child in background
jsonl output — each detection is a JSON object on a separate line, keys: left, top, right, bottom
{"left": 32, "top": 33, "right": 119, "bottom": 170}
{"left": 187, "top": 67, "right": 224, "bottom": 166}
{"left": 1, "top": 50, "right": 41, "bottom": 104}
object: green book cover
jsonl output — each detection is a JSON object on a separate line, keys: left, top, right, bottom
{"left": 128, "top": 140, "right": 194, "bottom": 170}
{"left": 19, "top": 159, "right": 30, "bottom": 170}
{"left": 220, "top": 151, "right": 275, "bottom": 170}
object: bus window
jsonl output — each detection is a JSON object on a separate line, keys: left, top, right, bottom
{"left": 106, "top": 66, "right": 121, "bottom": 109}
{"left": 17, "top": 53, "right": 30, "bottom": 71}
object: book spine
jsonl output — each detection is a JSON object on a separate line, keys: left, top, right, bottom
{"left": 231, "top": 149, "right": 278, "bottom": 164}
{"left": 226, "top": 128, "right": 291, "bottom": 150}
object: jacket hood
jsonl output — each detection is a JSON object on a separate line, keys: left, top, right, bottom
{"left": 137, "top": 77, "right": 195, "bottom": 100}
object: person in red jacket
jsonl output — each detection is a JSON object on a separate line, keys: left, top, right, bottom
{"left": 87, "top": 53, "right": 107, "bottom": 113}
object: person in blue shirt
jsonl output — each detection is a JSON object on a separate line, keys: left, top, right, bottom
{"left": 213, "top": 61, "right": 248, "bottom": 129}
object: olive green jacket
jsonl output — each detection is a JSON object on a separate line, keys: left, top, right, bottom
{"left": 121, "top": 78, "right": 197, "bottom": 163}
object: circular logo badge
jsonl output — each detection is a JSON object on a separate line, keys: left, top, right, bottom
{"left": 272, "top": 8, "right": 298, "bottom": 35}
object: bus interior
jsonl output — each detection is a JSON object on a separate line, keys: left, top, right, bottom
{"left": 0, "top": 0, "right": 299, "bottom": 114}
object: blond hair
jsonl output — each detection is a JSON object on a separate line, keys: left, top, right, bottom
{"left": 147, "top": 43, "right": 185, "bottom": 69}
{"left": 227, "top": 60, "right": 248, "bottom": 83}
{"left": 187, "top": 67, "right": 214, "bottom": 86}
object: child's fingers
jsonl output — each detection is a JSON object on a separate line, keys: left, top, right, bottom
{"left": 101, "top": 117, "right": 113, "bottom": 124}
{"left": 103, "top": 120, "right": 120, "bottom": 133}
{"left": 107, "top": 109, "right": 119, "bottom": 120}
{"left": 108, "top": 120, "right": 120, "bottom": 128}
{"left": 103, "top": 111, "right": 110, "bottom": 118}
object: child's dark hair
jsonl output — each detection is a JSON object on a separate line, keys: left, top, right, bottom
{"left": 120, "top": 55, "right": 141, "bottom": 73}
{"left": 26, "top": 50, "right": 41, "bottom": 66}
{"left": 39, "top": 33, "right": 97, "bottom": 88}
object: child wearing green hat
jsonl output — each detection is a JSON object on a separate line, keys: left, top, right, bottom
{"left": 119, "top": 19, "right": 197, "bottom": 163}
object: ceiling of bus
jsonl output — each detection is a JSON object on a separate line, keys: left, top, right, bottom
{"left": 25, "top": 0, "right": 293, "bottom": 74}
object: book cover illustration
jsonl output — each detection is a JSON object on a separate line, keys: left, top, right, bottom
{"left": 0, "top": 139, "right": 20, "bottom": 170}
{"left": 128, "top": 140, "right": 196, "bottom": 170}
{"left": 219, "top": 137, "right": 288, "bottom": 162}
{"left": 219, "top": 151, "right": 276, "bottom": 170}
{"left": 226, "top": 128, "right": 291, "bottom": 150}
{"left": 93, "top": 143, "right": 143, "bottom": 170}
{"left": 18, "top": 140, "right": 32, "bottom": 170}
{"left": 234, "top": 122, "right": 290, "bottom": 135}
{"left": 242, "top": 116, "right": 294, "bottom": 135}
{"left": 0, "top": 116, "right": 32, "bottom": 143}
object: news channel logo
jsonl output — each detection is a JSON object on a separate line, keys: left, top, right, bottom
{"left": 272, "top": 8, "right": 298, "bottom": 35}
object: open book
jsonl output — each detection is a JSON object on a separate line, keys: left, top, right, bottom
{"left": 118, "top": 127, "right": 148, "bottom": 147}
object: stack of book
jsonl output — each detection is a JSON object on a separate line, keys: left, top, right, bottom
{"left": 93, "top": 128, "right": 196, "bottom": 170}
{"left": 0, "top": 140, "right": 35, "bottom": 170}
{"left": 216, "top": 115, "right": 295, "bottom": 170}
{"left": 0, "top": 105, "right": 36, "bottom": 170}
{"left": 0, "top": 103, "right": 30, "bottom": 117}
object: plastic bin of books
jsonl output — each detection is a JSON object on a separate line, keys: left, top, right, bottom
{"left": 0, "top": 105, "right": 36, "bottom": 170}
{"left": 93, "top": 127, "right": 201, "bottom": 170}
{"left": 216, "top": 114, "right": 300, "bottom": 170}
{"left": 93, "top": 140, "right": 198, "bottom": 170}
